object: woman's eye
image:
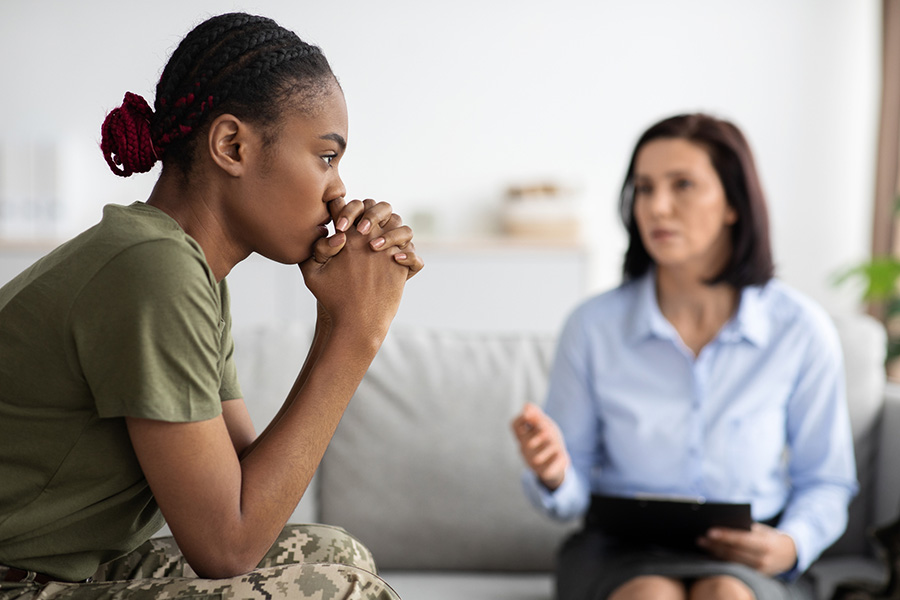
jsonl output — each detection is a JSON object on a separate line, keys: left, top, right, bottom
{"left": 321, "top": 154, "right": 337, "bottom": 166}
{"left": 675, "top": 179, "right": 693, "bottom": 190}
{"left": 635, "top": 183, "right": 652, "bottom": 196}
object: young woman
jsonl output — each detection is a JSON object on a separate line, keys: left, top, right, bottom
{"left": 0, "top": 12, "right": 422, "bottom": 600}
{"left": 512, "top": 114, "right": 857, "bottom": 600}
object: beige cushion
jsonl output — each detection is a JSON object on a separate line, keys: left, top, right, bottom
{"left": 318, "top": 326, "right": 577, "bottom": 571}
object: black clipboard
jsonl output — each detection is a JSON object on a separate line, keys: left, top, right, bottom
{"left": 586, "top": 494, "right": 753, "bottom": 549}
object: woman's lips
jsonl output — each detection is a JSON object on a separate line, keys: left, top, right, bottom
{"left": 650, "top": 228, "right": 676, "bottom": 241}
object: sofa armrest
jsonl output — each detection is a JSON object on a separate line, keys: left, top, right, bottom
{"left": 873, "top": 382, "right": 900, "bottom": 527}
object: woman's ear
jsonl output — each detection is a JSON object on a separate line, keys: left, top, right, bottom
{"left": 207, "top": 114, "right": 245, "bottom": 177}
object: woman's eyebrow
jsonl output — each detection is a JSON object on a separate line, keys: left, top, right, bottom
{"left": 660, "top": 169, "right": 692, "bottom": 179}
{"left": 320, "top": 133, "right": 346, "bottom": 151}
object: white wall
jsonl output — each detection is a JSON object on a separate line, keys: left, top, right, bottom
{"left": 0, "top": 0, "right": 881, "bottom": 316}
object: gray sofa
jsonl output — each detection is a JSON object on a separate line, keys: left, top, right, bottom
{"left": 232, "top": 312, "right": 895, "bottom": 600}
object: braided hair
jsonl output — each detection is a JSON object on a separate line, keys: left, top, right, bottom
{"left": 100, "top": 13, "right": 335, "bottom": 177}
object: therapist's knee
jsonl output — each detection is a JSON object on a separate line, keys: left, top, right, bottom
{"left": 690, "top": 575, "right": 755, "bottom": 600}
{"left": 610, "top": 575, "right": 686, "bottom": 600}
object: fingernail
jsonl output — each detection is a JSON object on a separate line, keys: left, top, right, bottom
{"left": 328, "top": 234, "right": 344, "bottom": 247}
{"left": 336, "top": 217, "right": 349, "bottom": 232}
{"left": 394, "top": 253, "right": 407, "bottom": 261}
{"left": 358, "top": 220, "right": 371, "bottom": 234}
{"left": 370, "top": 237, "right": 385, "bottom": 249}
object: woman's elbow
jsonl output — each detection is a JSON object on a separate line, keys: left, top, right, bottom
{"left": 185, "top": 547, "right": 262, "bottom": 579}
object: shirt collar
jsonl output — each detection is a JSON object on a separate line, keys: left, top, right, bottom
{"left": 624, "top": 272, "right": 772, "bottom": 348}
{"left": 721, "top": 283, "right": 771, "bottom": 347}
{"left": 624, "top": 272, "right": 678, "bottom": 344}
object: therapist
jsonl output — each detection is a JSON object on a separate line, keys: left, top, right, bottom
{"left": 512, "top": 113, "right": 857, "bottom": 600}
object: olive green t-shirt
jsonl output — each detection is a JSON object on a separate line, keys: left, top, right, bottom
{"left": 0, "top": 202, "right": 242, "bottom": 581}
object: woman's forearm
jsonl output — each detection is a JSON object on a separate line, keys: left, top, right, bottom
{"left": 217, "top": 323, "right": 382, "bottom": 573}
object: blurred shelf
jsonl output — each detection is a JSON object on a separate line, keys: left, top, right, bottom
{"left": 413, "top": 235, "right": 587, "bottom": 252}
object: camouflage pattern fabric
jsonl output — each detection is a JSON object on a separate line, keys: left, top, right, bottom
{"left": 0, "top": 524, "right": 400, "bottom": 599}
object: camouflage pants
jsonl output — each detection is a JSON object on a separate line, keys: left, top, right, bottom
{"left": 0, "top": 523, "right": 400, "bottom": 599}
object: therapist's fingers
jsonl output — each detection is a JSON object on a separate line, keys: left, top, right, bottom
{"left": 697, "top": 523, "right": 797, "bottom": 576}
{"left": 511, "top": 403, "right": 569, "bottom": 490}
{"left": 533, "top": 449, "right": 568, "bottom": 490}
{"left": 512, "top": 403, "right": 544, "bottom": 438}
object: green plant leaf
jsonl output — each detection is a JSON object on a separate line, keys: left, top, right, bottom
{"left": 834, "top": 257, "right": 900, "bottom": 300}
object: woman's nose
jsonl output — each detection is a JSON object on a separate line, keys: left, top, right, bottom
{"left": 328, "top": 176, "right": 347, "bottom": 203}
{"left": 646, "top": 190, "right": 673, "bottom": 216}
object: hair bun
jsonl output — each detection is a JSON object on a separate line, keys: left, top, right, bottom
{"left": 100, "top": 92, "right": 159, "bottom": 177}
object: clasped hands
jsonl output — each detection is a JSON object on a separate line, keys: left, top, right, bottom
{"left": 300, "top": 198, "right": 423, "bottom": 332}
{"left": 310, "top": 198, "right": 422, "bottom": 275}
{"left": 312, "top": 198, "right": 424, "bottom": 278}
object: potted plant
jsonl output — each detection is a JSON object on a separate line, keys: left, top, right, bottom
{"left": 835, "top": 256, "right": 900, "bottom": 379}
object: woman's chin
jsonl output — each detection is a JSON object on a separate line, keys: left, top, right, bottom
{"left": 646, "top": 251, "right": 680, "bottom": 267}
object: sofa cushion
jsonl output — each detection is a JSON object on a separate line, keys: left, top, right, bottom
{"left": 318, "top": 327, "right": 578, "bottom": 571}
{"left": 823, "top": 314, "right": 887, "bottom": 558}
{"left": 381, "top": 571, "right": 555, "bottom": 600}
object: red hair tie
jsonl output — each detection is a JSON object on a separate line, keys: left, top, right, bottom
{"left": 100, "top": 92, "right": 159, "bottom": 177}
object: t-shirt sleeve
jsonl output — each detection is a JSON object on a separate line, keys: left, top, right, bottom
{"left": 218, "top": 279, "right": 243, "bottom": 403}
{"left": 69, "top": 239, "right": 230, "bottom": 422}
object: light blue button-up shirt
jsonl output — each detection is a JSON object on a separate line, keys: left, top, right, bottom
{"left": 522, "top": 273, "right": 858, "bottom": 576}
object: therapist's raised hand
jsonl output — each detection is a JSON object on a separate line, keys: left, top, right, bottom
{"left": 511, "top": 403, "right": 570, "bottom": 491}
{"left": 697, "top": 523, "right": 798, "bottom": 576}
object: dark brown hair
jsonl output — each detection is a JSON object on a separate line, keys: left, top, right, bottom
{"left": 619, "top": 113, "right": 775, "bottom": 288}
